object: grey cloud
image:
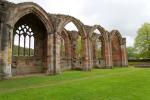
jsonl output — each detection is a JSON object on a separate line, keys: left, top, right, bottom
{"left": 9, "top": 0, "right": 150, "bottom": 46}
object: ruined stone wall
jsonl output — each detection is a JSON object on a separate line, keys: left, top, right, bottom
{"left": 91, "top": 33, "right": 105, "bottom": 68}
{"left": 111, "top": 35, "right": 122, "bottom": 66}
{"left": 0, "top": 0, "right": 14, "bottom": 79}
{"left": 50, "top": 14, "right": 91, "bottom": 72}
{"left": 12, "top": 57, "right": 43, "bottom": 75}
{"left": 121, "top": 38, "right": 128, "bottom": 66}
{"left": 12, "top": 30, "right": 47, "bottom": 76}
{"left": 0, "top": 1, "right": 128, "bottom": 79}
{"left": 11, "top": 13, "right": 48, "bottom": 75}
{"left": 86, "top": 25, "right": 112, "bottom": 69}
{"left": 110, "top": 30, "right": 128, "bottom": 67}
{"left": 59, "top": 30, "right": 83, "bottom": 71}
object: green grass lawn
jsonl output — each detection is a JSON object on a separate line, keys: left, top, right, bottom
{"left": 0, "top": 67, "right": 150, "bottom": 100}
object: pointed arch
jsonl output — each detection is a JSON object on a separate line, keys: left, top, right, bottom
{"left": 54, "top": 15, "right": 90, "bottom": 72}
{"left": 110, "top": 30, "right": 123, "bottom": 67}
{"left": 110, "top": 30, "right": 123, "bottom": 45}
{"left": 88, "top": 25, "right": 109, "bottom": 68}
{"left": 56, "top": 15, "right": 87, "bottom": 38}
{"left": 89, "top": 25, "right": 108, "bottom": 43}
{"left": 6, "top": 2, "right": 53, "bottom": 33}
{"left": 3, "top": 2, "right": 54, "bottom": 76}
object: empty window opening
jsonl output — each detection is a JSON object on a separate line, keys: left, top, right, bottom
{"left": 65, "top": 22, "right": 78, "bottom": 31}
{"left": 13, "top": 24, "right": 34, "bottom": 56}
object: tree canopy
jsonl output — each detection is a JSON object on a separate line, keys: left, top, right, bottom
{"left": 134, "top": 23, "right": 150, "bottom": 58}
{"left": 127, "top": 47, "right": 137, "bottom": 59}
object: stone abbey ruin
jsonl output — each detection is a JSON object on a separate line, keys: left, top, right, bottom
{"left": 0, "top": 0, "right": 128, "bottom": 79}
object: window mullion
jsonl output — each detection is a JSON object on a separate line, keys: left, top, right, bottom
{"left": 29, "top": 36, "right": 31, "bottom": 56}
{"left": 18, "top": 34, "right": 21, "bottom": 56}
{"left": 24, "top": 35, "right": 26, "bottom": 56}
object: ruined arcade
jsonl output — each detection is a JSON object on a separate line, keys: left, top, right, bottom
{"left": 0, "top": 0, "right": 128, "bottom": 79}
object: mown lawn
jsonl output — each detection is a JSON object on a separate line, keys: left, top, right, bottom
{"left": 0, "top": 67, "right": 150, "bottom": 100}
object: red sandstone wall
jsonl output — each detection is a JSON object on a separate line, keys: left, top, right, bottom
{"left": 112, "top": 35, "right": 122, "bottom": 66}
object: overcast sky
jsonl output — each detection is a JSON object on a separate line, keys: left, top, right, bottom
{"left": 9, "top": 0, "right": 150, "bottom": 46}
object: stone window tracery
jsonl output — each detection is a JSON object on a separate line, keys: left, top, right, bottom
{"left": 13, "top": 24, "right": 34, "bottom": 56}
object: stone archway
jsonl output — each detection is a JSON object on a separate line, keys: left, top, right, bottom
{"left": 53, "top": 15, "right": 90, "bottom": 73}
{"left": 110, "top": 30, "right": 123, "bottom": 67}
{"left": 91, "top": 33, "right": 105, "bottom": 68}
{"left": 88, "top": 25, "right": 112, "bottom": 68}
{"left": 59, "top": 29, "right": 72, "bottom": 71}
{"left": 1, "top": 2, "right": 54, "bottom": 77}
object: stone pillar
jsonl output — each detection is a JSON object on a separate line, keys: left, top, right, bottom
{"left": 46, "top": 33, "right": 55, "bottom": 75}
{"left": 88, "top": 39, "right": 93, "bottom": 68}
{"left": 82, "top": 37, "right": 91, "bottom": 71}
{"left": 87, "top": 37, "right": 92, "bottom": 69}
{"left": 54, "top": 33, "right": 61, "bottom": 74}
{"left": 1, "top": 22, "right": 12, "bottom": 79}
{"left": 92, "top": 39, "right": 97, "bottom": 67}
{"left": 104, "top": 33, "right": 113, "bottom": 68}
{"left": 0, "top": 22, "right": 2, "bottom": 79}
{"left": 121, "top": 38, "right": 128, "bottom": 67}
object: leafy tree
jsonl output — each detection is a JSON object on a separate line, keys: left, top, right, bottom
{"left": 127, "top": 46, "right": 138, "bottom": 59}
{"left": 135, "top": 23, "right": 150, "bottom": 58}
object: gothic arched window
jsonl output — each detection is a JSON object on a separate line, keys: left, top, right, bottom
{"left": 13, "top": 24, "right": 34, "bottom": 56}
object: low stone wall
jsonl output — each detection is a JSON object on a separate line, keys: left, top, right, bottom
{"left": 129, "top": 59, "right": 150, "bottom": 68}
{"left": 12, "top": 56, "right": 44, "bottom": 75}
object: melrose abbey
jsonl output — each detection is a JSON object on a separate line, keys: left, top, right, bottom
{"left": 0, "top": 0, "right": 128, "bottom": 79}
